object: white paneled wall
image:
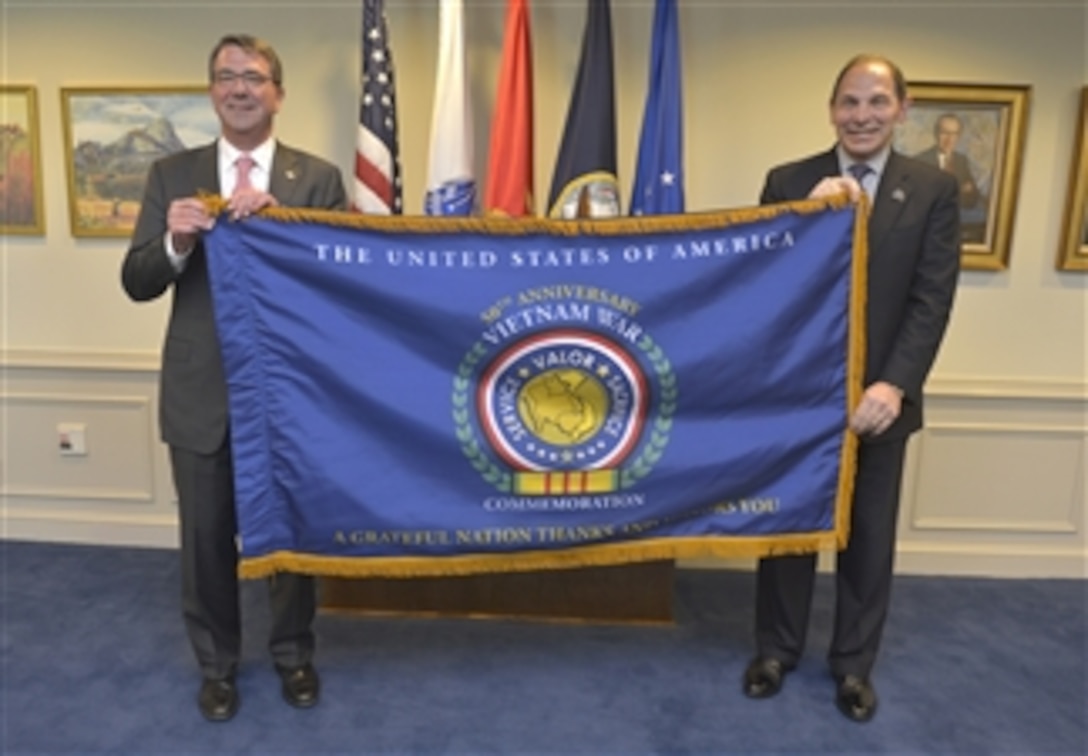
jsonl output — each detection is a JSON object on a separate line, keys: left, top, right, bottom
{"left": 3, "top": 352, "right": 1084, "bottom": 577}
{"left": 894, "top": 378, "right": 1087, "bottom": 577}
{"left": 2, "top": 351, "right": 178, "bottom": 547}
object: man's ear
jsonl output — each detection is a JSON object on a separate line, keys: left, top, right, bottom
{"left": 897, "top": 95, "right": 913, "bottom": 123}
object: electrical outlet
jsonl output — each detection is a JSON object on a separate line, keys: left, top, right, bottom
{"left": 58, "top": 423, "right": 87, "bottom": 456}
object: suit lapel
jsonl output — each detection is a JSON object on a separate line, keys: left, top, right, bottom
{"left": 870, "top": 152, "right": 911, "bottom": 250}
{"left": 194, "top": 143, "right": 219, "bottom": 196}
{"left": 808, "top": 149, "right": 840, "bottom": 192}
{"left": 269, "top": 145, "right": 301, "bottom": 204}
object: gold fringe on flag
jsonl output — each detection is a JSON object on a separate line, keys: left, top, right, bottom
{"left": 202, "top": 192, "right": 856, "bottom": 238}
{"left": 238, "top": 529, "right": 844, "bottom": 580}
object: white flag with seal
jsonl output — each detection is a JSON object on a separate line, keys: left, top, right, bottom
{"left": 424, "top": 0, "right": 475, "bottom": 215}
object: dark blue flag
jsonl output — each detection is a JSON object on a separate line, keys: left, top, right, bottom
{"left": 630, "top": 0, "right": 684, "bottom": 215}
{"left": 547, "top": 0, "right": 620, "bottom": 218}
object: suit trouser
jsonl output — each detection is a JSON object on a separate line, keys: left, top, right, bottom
{"left": 754, "top": 438, "right": 907, "bottom": 679}
{"left": 170, "top": 443, "right": 316, "bottom": 680}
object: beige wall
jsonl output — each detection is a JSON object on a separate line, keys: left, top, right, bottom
{"left": 2, "top": 0, "right": 1085, "bottom": 576}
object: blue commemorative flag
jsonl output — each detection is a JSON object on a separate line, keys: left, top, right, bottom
{"left": 202, "top": 197, "right": 867, "bottom": 578}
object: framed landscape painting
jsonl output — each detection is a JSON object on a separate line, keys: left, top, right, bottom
{"left": 1, "top": 85, "right": 45, "bottom": 235}
{"left": 1057, "top": 86, "right": 1088, "bottom": 272}
{"left": 894, "top": 82, "right": 1031, "bottom": 271}
{"left": 60, "top": 86, "right": 217, "bottom": 238}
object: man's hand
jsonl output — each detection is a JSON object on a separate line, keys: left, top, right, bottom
{"left": 808, "top": 176, "right": 863, "bottom": 202}
{"left": 168, "top": 197, "right": 216, "bottom": 256}
{"left": 227, "top": 188, "right": 279, "bottom": 220}
{"left": 850, "top": 381, "right": 903, "bottom": 437}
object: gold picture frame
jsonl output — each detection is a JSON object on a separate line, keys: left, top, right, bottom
{"left": 894, "top": 82, "right": 1031, "bottom": 271}
{"left": 1, "top": 85, "right": 46, "bottom": 235}
{"left": 1057, "top": 86, "right": 1088, "bottom": 271}
{"left": 60, "top": 86, "right": 217, "bottom": 238}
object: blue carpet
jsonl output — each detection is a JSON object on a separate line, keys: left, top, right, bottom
{"left": 1, "top": 540, "right": 1084, "bottom": 755}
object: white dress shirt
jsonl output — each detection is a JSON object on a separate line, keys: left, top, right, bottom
{"left": 165, "top": 137, "right": 278, "bottom": 269}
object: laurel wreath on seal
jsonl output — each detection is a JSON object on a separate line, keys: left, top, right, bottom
{"left": 453, "top": 341, "right": 514, "bottom": 492}
{"left": 619, "top": 334, "right": 677, "bottom": 489}
{"left": 452, "top": 334, "right": 677, "bottom": 493}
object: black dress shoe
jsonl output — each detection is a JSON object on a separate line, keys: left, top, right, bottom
{"left": 742, "top": 656, "right": 791, "bottom": 699}
{"left": 198, "top": 677, "right": 239, "bottom": 722}
{"left": 835, "top": 675, "right": 878, "bottom": 722}
{"left": 277, "top": 663, "right": 320, "bottom": 708}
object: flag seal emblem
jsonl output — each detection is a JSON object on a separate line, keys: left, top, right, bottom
{"left": 453, "top": 308, "right": 676, "bottom": 495}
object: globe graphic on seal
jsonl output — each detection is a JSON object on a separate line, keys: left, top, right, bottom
{"left": 517, "top": 368, "right": 608, "bottom": 446}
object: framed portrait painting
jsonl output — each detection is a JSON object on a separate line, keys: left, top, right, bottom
{"left": 894, "top": 82, "right": 1031, "bottom": 271}
{"left": 60, "top": 86, "right": 218, "bottom": 238}
{"left": 1057, "top": 86, "right": 1088, "bottom": 272}
{"left": 1, "top": 85, "right": 45, "bottom": 235}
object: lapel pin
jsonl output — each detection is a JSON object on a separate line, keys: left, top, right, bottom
{"left": 891, "top": 188, "right": 906, "bottom": 202}
{"left": 285, "top": 169, "right": 297, "bottom": 180}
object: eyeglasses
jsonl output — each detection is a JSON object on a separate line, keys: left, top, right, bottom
{"left": 213, "top": 70, "right": 275, "bottom": 88}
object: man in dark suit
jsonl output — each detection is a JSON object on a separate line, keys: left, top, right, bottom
{"left": 742, "top": 54, "right": 960, "bottom": 723}
{"left": 122, "top": 34, "right": 347, "bottom": 722}
{"left": 914, "top": 112, "right": 981, "bottom": 209}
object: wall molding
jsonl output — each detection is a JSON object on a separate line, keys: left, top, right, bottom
{"left": 894, "top": 542, "right": 1088, "bottom": 579}
{"left": 0, "top": 348, "right": 160, "bottom": 373}
{"left": 2, "top": 391, "right": 152, "bottom": 407}
{"left": 1, "top": 486, "right": 154, "bottom": 502}
{"left": 909, "top": 516, "right": 1077, "bottom": 533}
{"left": 909, "top": 421, "right": 1083, "bottom": 533}
{"left": 925, "top": 375, "right": 1088, "bottom": 402}
{"left": 684, "top": 545, "right": 1088, "bottom": 579}
{"left": 2, "top": 350, "right": 1086, "bottom": 401}
{"left": 1, "top": 392, "right": 157, "bottom": 495}
{"left": 2, "top": 508, "right": 179, "bottom": 549}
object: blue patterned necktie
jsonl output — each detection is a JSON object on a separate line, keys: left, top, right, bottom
{"left": 848, "top": 163, "right": 873, "bottom": 199}
{"left": 848, "top": 163, "right": 872, "bottom": 182}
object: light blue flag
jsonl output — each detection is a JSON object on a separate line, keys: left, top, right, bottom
{"left": 629, "top": 0, "right": 684, "bottom": 216}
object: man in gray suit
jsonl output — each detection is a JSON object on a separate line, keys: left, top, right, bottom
{"left": 122, "top": 34, "right": 347, "bottom": 722}
{"left": 741, "top": 54, "right": 960, "bottom": 723}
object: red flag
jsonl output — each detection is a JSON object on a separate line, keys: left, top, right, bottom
{"left": 483, "top": 0, "right": 534, "bottom": 217}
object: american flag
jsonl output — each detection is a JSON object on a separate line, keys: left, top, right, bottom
{"left": 354, "top": 0, "right": 402, "bottom": 214}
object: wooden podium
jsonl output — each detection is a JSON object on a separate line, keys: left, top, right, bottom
{"left": 320, "top": 560, "right": 675, "bottom": 624}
